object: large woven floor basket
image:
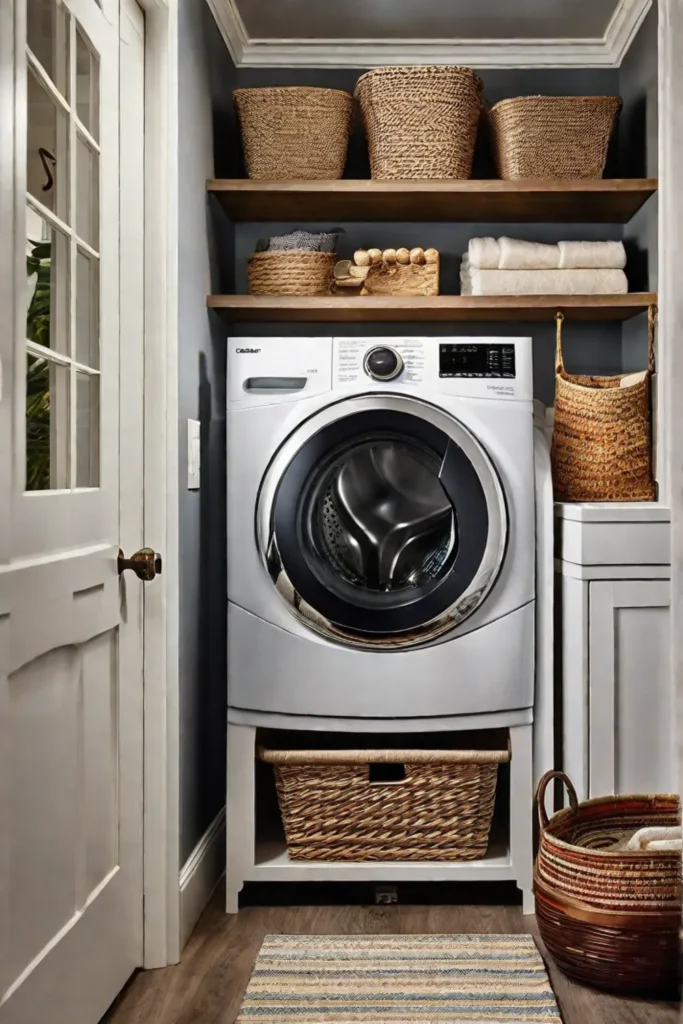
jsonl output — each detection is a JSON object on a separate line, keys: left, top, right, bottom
{"left": 551, "top": 308, "right": 656, "bottom": 501}
{"left": 247, "top": 251, "right": 335, "bottom": 296}
{"left": 535, "top": 771, "right": 681, "bottom": 995}
{"left": 355, "top": 66, "right": 483, "bottom": 180}
{"left": 259, "top": 743, "right": 509, "bottom": 861}
{"left": 488, "top": 95, "right": 621, "bottom": 179}
{"left": 234, "top": 87, "right": 353, "bottom": 180}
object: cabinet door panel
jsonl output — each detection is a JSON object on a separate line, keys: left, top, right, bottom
{"left": 589, "top": 580, "right": 673, "bottom": 796}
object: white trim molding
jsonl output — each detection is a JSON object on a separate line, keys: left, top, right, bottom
{"left": 206, "top": 0, "right": 651, "bottom": 69}
{"left": 179, "top": 809, "right": 226, "bottom": 950}
{"left": 657, "top": 0, "right": 683, "bottom": 810}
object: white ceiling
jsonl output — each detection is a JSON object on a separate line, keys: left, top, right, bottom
{"left": 207, "top": 0, "right": 652, "bottom": 67}
{"left": 237, "top": 0, "right": 619, "bottom": 42}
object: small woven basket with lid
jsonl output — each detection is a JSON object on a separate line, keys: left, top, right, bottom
{"left": 234, "top": 86, "right": 353, "bottom": 180}
{"left": 534, "top": 771, "right": 681, "bottom": 995}
{"left": 355, "top": 66, "right": 483, "bottom": 180}
{"left": 550, "top": 306, "right": 656, "bottom": 502}
{"left": 488, "top": 95, "right": 621, "bottom": 179}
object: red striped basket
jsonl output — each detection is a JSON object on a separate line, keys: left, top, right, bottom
{"left": 534, "top": 771, "right": 681, "bottom": 995}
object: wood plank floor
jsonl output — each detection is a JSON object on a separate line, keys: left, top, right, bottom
{"left": 105, "top": 887, "right": 680, "bottom": 1024}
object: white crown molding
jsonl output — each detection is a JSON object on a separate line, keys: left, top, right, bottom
{"left": 204, "top": 0, "right": 248, "bottom": 66}
{"left": 206, "top": 0, "right": 651, "bottom": 69}
{"left": 604, "top": 0, "right": 652, "bottom": 64}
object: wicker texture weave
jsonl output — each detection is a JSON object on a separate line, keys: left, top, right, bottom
{"left": 355, "top": 66, "right": 483, "bottom": 180}
{"left": 534, "top": 771, "right": 681, "bottom": 995}
{"left": 551, "top": 308, "right": 656, "bottom": 502}
{"left": 247, "top": 250, "right": 336, "bottom": 296}
{"left": 488, "top": 96, "right": 621, "bottom": 179}
{"left": 259, "top": 746, "right": 508, "bottom": 862}
{"left": 234, "top": 87, "right": 353, "bottom": 181}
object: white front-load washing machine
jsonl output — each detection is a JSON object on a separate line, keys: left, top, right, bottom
{"left": 227, "top": 335, "right": 535, "bottom": 726}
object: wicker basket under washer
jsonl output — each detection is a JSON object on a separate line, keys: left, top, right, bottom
{"left": 259, "top": 744, "right": 510, "bottom": 861}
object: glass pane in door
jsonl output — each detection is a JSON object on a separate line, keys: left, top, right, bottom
{"left": 302, "top": 436, "right": 457, "bottom": 607}
{"left": 75, "top": 371, "right": 100, "bottom": 488}
{"left": 27, "top": 0, "right": 70, "bottom": 100}
{"left": 26, "top": 354, "right": 69, "bottom": 491}
{"left": 27, "top": 69, "right": 69, "bottom": 219}
{"left": 76, "top": 131, "right": 99, "bottom": 248}
{"left": 26, "top": 206, "right": 69, "bottom": 355}
{"left": 76, "top": 28, "right": 100, "bottom": 140}
{"left": 75, "top": 249, "right": 99, "bottom": 368}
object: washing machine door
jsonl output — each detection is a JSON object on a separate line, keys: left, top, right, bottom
{"left": 257, "top": 394, "right": 507, "bottom": 650}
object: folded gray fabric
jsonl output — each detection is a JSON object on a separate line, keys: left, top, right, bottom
{"left": 256, "top": 229, "right": 341, "bottom": 253}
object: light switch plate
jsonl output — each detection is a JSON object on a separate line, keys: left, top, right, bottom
{"left": 187, "top": 419, "right": 200, "bottom": 489}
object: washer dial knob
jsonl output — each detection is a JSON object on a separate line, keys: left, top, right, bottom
{"left": 363, "top": 346, "right": 404, "bottom": 382}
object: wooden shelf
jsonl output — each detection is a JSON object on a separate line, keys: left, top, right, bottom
{"left": 247, "top": 838, "right": 513, "bottom": 883}
{"left": 207, "top": 178, "right": 657, "bottom": 223}
{"left": 208, "top": 293, "right": 656, "bottom": 323}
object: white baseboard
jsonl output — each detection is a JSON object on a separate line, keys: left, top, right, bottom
{"left": 179, "top": 807, "right": 226, "bottom": 949}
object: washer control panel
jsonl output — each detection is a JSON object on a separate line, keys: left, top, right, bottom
{"left": 333, "top": 337, "right": 532, "bottom": 401}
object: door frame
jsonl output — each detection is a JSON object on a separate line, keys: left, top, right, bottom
{"left": 134, "top": 0, "right": 181, "bottom": 969}
{"left": 658, "top": 2, "right": 683, "bottom": 818}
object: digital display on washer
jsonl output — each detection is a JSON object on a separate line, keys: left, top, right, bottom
{"left": 439, "top": 343, "right": 516, "bottom": 379}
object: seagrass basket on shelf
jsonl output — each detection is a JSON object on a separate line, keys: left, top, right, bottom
{"left": 488, "top": 95, "right": 621, "bottom": 179}
{"left": 355, "top": 66, "right": 483, "bottom": 180}
{"left": 234, "top": 86, "right": 353, "bottom": 180}
{"left": 534, "top": 771, "right": 681, "bottom": 995}
{"left": 259, "top": 742, "right": 510, "bottom": 861}
{"left": 550, "top": 306, "right": 656, "bottom": 501}
{"left": 247, "top": 250, "right": 336, "bottom": 296}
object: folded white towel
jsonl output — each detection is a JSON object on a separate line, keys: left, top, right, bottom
{"left": 499, "top": 237, "right": 559, "bottom": 271}
{"left": 467, "top": 237, "right": 500, "bottom": 269}
{"left": 460, "top": 268, "right": 628, "bottom": 296}
{"left": 559, "top": 240, "right": 626, "bottom": 270}
{"left": 466, "top": 236, "right": 627, "bottom": 271}
{"left": 626, "top": 826, "right": 682, "bottom": 851}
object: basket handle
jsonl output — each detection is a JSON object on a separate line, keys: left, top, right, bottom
{"left": 647, "top": 303, "right": 657, "bottom": 374}
{"left": 535, "top": 770, "right": 578, "bottom": 831}
{"left": 554, "top": 311, "right": 565, "bottom": 374}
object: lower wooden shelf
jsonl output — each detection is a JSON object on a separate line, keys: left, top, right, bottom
{"left": 246, "top": 837, "right": 513, "bottom": 883}
{"left": 208, "top": 293, "right": 656, "bottom": 323}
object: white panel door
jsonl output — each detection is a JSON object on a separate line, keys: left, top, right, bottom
{"left": 0, "top": 1, "right": 146, "bottom": 1021}
{"left": 589, "top": 580, "right": 674, "bottom": 797}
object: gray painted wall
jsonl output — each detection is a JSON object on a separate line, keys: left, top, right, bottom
{"left": 620, "top": 5, "right": 658, "bottom": 372}
{"left": 178, "top": 0, "right": 235, "bottom": 865}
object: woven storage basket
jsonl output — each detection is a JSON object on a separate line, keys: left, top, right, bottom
{"left": 234, "top": 87, "right": 353, "bottom": 180}
{"left": 534, "top": 771, "right": 681, "bottom": 995}
{"left": 488, "top": 95, "right": 621, "bottom": 179}
{"left": 259, "top": 744, "right": 509, "bottom": 861}
{"left": 247, "top": 250, "right": 335, "bottom": 296}
{"left": 551, "top": 307, "right": 656, "bottom": 501}
{"left": 355, "top": 66, "right": 483, "bottom": 180}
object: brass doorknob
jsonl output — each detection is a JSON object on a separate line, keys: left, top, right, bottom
{"left": 118, "top": 547, "right": 163, "bottom": 581}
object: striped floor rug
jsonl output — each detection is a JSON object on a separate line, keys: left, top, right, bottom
{"left": 236, "top": 933, "right": 561, "bottom": 1022}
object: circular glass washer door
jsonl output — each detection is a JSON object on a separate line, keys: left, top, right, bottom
{"left": 257, "top": 394, "right": 507, "bottom": 650}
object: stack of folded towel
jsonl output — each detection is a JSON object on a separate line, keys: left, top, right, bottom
{"left": 460, "top": 236, "right": 628, "bottom": 296}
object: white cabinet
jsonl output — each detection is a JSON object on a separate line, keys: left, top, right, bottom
{"left": 557, "top": 504, "right": 674, "bottom": 801}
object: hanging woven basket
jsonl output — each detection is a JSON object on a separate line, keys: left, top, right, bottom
{"left": 550, "top": 306, "right": 656, "bottom": 502}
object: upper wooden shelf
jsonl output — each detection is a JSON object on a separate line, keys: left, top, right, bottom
{"left": 207, "top": 179, "right": 657, "bottom": 224}
{"left": 208, "top": 294, "right": 656, "bottom": 323}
